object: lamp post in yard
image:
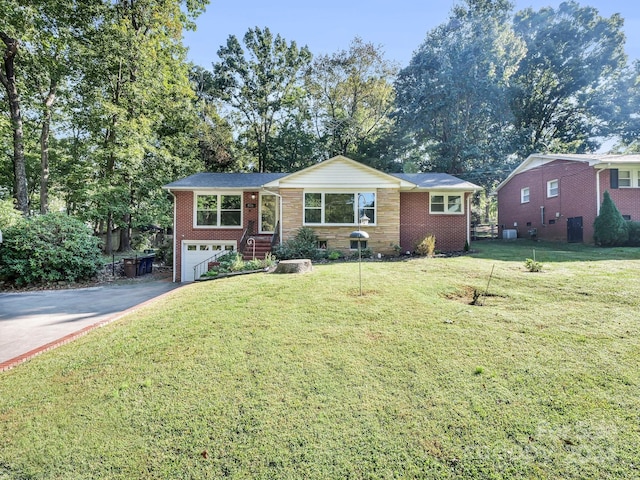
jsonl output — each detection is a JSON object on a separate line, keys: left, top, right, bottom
{"left": 350, "top": 194, "right": 370, "bottom": 296}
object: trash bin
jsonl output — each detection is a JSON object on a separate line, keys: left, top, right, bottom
{"left": 123, "top": 258, "right": 137, "bottom": 278}
{"left": 139, "top": 255, "right": 154, "bottom": 275}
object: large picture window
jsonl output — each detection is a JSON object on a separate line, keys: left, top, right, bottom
{"left": 430, "top": 193, "right": 463, "bottom": 214}
{"left": 196, "top": 194, "right": 242, "bottom": 227}
{"left": 304, "top": 192, "right": 376, "bottom": 225}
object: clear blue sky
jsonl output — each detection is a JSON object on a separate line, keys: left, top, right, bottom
{"left": 183, "top": 1, "right": 640, "bottom": 68}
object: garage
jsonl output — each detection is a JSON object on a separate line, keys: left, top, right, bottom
{"left": 181, "top": 241, "right": 236, "bottom": 282}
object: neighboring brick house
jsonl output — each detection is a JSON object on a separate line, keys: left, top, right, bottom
{"left": 163, "top": 155, "right": 480, "bottom": 281}
{"left": 496, "top": 153, "right": 640, "bottom": 243}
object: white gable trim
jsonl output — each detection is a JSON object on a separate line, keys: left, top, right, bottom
{"left": 263, "top": 155, "right": 416, "bottom": 189}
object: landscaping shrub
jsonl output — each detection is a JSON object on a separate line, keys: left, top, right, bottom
{"left": 416, "top": 234, "right": 436, "bottom": 256}
{"left": 625, "top": 221, "right": 640, "bottom": 246}
{"left": 0, "top": 197, "right": 22, "bottom": 230}
{"left": 201, "top": 252, "right": 276, "bottom": 278}
{"left": 327, "top": 249, "right": 342, "bottom": 261}
{"left": 0, "top": 213, "right": 102, "bottom": 286}
{"left": 593, "top": 191, "right": 628, "bottom": 246}
{"left": 273, "top": 226, "right": 324, "bottom": 260}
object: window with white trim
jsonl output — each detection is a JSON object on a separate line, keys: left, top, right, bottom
{"left": 429, "top": 193, "right": 463, "bottom": 214}
{"left": 304, "top": 192, "right": 375, "bottom": 225}
{"left": 547, "top": 179, "right": 559, "bottom": 198}
{"left": 195, "top": 194, "right": 242, "bottom": 227}
{"left": 619, "top": 170, "right": 632, "bottom": 187}
{"left": 521, "top": 187, "right": 530, "bottom": 203}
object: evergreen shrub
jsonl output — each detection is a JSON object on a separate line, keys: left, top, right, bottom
{"left": 593, "top": 191, "right": 628, "bottom": 246}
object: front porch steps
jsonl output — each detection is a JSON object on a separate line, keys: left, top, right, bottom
{"left": 242, "top": 236, "right": 272, "bottom": 259}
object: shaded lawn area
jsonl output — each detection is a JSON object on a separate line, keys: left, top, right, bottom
{"left": 1, "top": 240, "right": 639, "bottom": 478}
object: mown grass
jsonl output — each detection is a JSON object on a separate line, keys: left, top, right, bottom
{"left": 1, "top": 240, "right": 639, "bottom": 479}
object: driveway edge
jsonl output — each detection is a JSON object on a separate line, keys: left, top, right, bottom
{"left": 0, "top": 285, "right": 182, "bottom": 373}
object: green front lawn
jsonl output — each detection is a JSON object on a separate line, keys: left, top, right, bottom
{"left": 1, "top": 240, "right": 639, "bottom": 479}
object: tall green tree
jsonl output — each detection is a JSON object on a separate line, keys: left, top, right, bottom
{"left": 0, "top": 4, "right": 30, "bottom": 214}
{"left": 212, "top": 27, "right": 312, "bottom": 172}
{"left": 190, "top": 65, "right": 244, "bottom": 172}
{"left": 395, "top": 0, "right": 525, "bottom": 186}
{"left": 307, "top": 37, "right": 398, "bottom": 163}
{"left": 609, "top": 61, "right": 640, "bottom": 152}
{"left": 509, "top": 1, "right": 627, "bottom": 156}
{"left": 71, "top": 0, "right": 207, "bottom": 252}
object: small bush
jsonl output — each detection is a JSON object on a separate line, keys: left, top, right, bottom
{"left": 0, "top": 213, "right": 102, "bottom": 286}
{"left": 416, "top": 235, "right": 436, "bottom": 257}
{"left": 625, "top": 221, "right": 640, "bottom": 246}
{"left": 524, "top": 258, "right": 543, "bottom": 272}
{"left": 327, "top": 249, "right": 342, "bottom": 260}
{"left": 273, "top": 227, "right": 324, "bottom": 260}
{"left": 350, "top": 247, "right": 372, "bottom": 259}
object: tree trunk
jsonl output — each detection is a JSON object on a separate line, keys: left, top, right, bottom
{"left": 40, "top": 79, "right": 58, "bottom": 214}
{"left": 0, "top": 31, "right": 28, "bottom": 215}
{"left": 119, "top": 212, "right": 132, "bottom": 251}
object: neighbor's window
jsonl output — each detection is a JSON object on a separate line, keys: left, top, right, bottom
{"left": 304, "top": 192, "right": 376, "bottom": 225}
{"left": 619, "top": 170, "right": 631, "bottom": 188}
{"left": 196, "top": 194, "right": 242, "bottom": 227}
{"left": 547, "top": 179, "right": 559, "bottom": 198}
{"left": 521, "top": 187, "right": 530, "bottom": 203}
{"left": 430, "top": 193, "right": 463, "bottom": 214}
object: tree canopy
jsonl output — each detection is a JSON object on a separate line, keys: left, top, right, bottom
{"left": 1, "top": 0, "right": 638, "bottom": 244}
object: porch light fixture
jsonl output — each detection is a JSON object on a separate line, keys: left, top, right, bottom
{"left": 349, "top": 194, "right": 371, "bottom": 296}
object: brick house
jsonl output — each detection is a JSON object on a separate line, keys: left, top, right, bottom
{"left": 496, "top": 153, "right": 640, "bottom": 243}
{"left": 163, "top": 155, "right": 480, "bottom": 281}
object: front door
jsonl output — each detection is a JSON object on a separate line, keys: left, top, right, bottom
{"left": 260, "top": 194, "right": 278, "bottom": 233}
{"left": 567, "top": 216, "right": 583, "bottom": 243}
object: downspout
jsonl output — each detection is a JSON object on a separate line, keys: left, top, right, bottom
{"left": 466, "top": 193, "right": 471, "bottom": 246}
{"left": 168, "top": 189, "right": 177, "bottom": 282}
{"left": 595, "top": 167, "right": 605, "bottom": 216}
{"left": 263, "top": 188, "right": 283, "bottom": 245}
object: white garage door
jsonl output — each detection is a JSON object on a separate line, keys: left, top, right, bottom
{"left": 182, "top": 241, "right": 236, "bottom": 282}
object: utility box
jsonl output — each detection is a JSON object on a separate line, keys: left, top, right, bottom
{"left": 502, "top": 229, "right": 517, "bottom": 240}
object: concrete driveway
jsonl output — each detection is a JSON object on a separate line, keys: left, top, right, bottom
{"left": 0, "top": 279, "right": 181, "bottom": 370}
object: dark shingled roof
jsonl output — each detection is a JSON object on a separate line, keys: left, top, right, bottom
{"left": 164, "top": 171, "right": 479, "bottom": 190}
{"left": 164, "top": 172, "right": 288, "bottom": 189}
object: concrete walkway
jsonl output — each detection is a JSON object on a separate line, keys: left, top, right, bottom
{"left": 0, "top": 279, "right": 181, "bottom": 371}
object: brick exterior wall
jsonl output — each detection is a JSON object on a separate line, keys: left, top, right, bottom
{"left": 172, "top": 187, "right": 473, "bottom": 280}
{"left": 399, "top": 192, "right": 470, "bottom": 252}
{"left": 279, "top": 188, "right": 399, "bottom": 255}
{"left": 606, "top": 169, "right": 640, "bottom": 222}
{"left": 497, "top": 160, "right": 640, "bottom": 243}
{"left": 172, "top": 190, "right": 260, "bottom": 281}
